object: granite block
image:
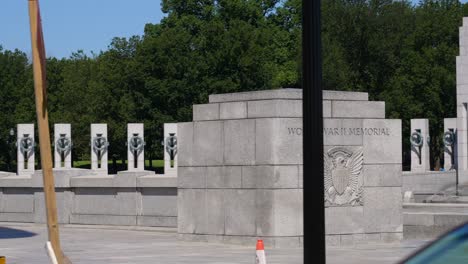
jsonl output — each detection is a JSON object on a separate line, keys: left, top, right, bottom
{"left": 0, "top": 176, "right": 32, "bottom": 187}
{"left": 324, "top": 90, "right": 368, "bottom": 101}
{"left": 193, "top": 104, "right": 219, "bottom": 121}
{"left": 380, "top": 232, "right": 403, "bottom": 243}
{"left": 136, "top": 176, "right": 177, "bottom": 188}
{"left": 0, "top": 212, "right": 33, "bottom": 222}
{"left": 363, "top": 164, "right": 402, "bottom": 187}
{"left": 177, "top": 122, "right": 194, "bottom": 167}
{"left": 363, "top": 233, "right": 381, "bottom": 243}
{"left": 113, "top": 173, "right": 138, "bottom": 187}
{"left": 242, "top": 165, "right": 299, "bottom": 189}
{"left": 403, "top": 225, "right": 451, "bottom": 240}
{"left": 34, "top": 190, "right": 72, "bottom": 224}
{"left": 222, "top": 235, "right": 258, "bottom": 246}
{"left": 72, "top": 188, "right": 138, "bottom": 215}
{"left": 363, "top": 187, "right": 402, "bottom": 233}
{"left": 323, "top": 100, "right": 331, "bottom": 118}
{"left": 263, "top": 236, "right": 302, "bottom": 248}
{"left": 255, "top": 189, "right": 275, "bottom": 236}
{"left": 224, "top": 119, "right": 255, "bottom": 165}
{"left": 193, "top": 121, "right": 223, "bottom": 166}
{"left": 403, "top": 213, "right": 434, "bottom": 226}
{"left": 220, "top": 102, "right": 247, "bottom": 119}
{"left": 325, "top": 206, "right": 364, "bottom": 235}
{"left": 326, "top": 235, "right": 341, "bottom": 246}
{"left": 0, "top": 188, "right": 34, "bottom": 213}
{"left": 70, "top": 175, "right": 114, "bottom": 187}
{"left": 247, "top": 100, "right": 301, "bottom": 118}
{"left": 298, "top": 165, "right": 303, "bottom": 188}
{"left": 340, "top": 234, "right": 354, "bottom": 246}
{"left": 206, "top": 166, "right": 242, "bottom": 189}
{"left": 363, "top": 119, "right": 402, "bottom": 164}
{"left": 70, "top": 214, "right": 136, "bottom": 226}
{"left": 178, "top": 167, "right": 206, "bottom": 189}
{"left": 205, "top": 189, "right": 225, "bottom": 235}
{"left": 225, "top": 189, "right": 256, "bottom": 236}
{"left": 323, "top": 119, "right": 363, "bottom": 146}
{"left": 255, "top": 118, "right": 302, "bottom": 165}
{"left": 137, "top": 216, "right": 177, "bottom": 227}
{"left": 177, "top": 189, "right": 206, "bottom": 234}
{"left": 209, "top": 89, "right": 368, "bottom": 103}
{"left": 140, "top": 188, "right": 177, "bottom": 216}
{"left": 32, "top": 171, "right": 66, "bottom": 188}
{"left": 434, "top": 214, "right": 468, "bottom": 227}
{"left": 332, "top": 101, "right": 385, "bottom": 119}
{"left": 178, "top": 233, "right": 225, "bottom": 243}
{"left": 209, "top": 89, "right": 302, "bottom": 103}
{"left": 456, "top": 129, "right": 466, "bottom": 145}
{"left": 272, "top": 189, "right": 303, "bottom": 236}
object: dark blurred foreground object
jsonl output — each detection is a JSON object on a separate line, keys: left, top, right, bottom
{"left": 302, "top": 0, "right": 325, "bottom": 264}
{"left": 401, "top": 222, "right": 468, "bottom": 263}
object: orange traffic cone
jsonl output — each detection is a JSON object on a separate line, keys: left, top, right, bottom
{"left": 255, "top": 239, "right": 266, "bottom": 264}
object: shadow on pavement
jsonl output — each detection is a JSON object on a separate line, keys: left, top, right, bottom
{"left": 0, "top": 227, "right": 37, "bottom": 239}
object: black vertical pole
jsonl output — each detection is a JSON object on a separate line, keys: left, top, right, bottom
{"left": 302, "top": 1, "right": 325, "bottom": 264}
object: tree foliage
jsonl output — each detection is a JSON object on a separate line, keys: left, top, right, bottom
{"left": 0, "top": 0, "right": 466, "bottom": 170}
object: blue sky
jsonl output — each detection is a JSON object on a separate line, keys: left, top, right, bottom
{"left": 0, "top": 0, "right": 164, "bottom": 58}
{"left": 1, "top": 1, "right": 468, "bottom": 59}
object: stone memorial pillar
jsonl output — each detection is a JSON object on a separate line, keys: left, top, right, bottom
{"left": 178, "top": 89, "right": 402, "bottom": 247}
{"left": 410, "top": 119, "right": 430, "bottom": 172}
{"left": 457, "top": 18, "right": 468, "bottom": 183}
{"left": 127, "top": 123, "right": 145, "bottom": 171}
{"left": 54, "top": 124, "right": 72, "bottom": 169}
{"left": 91, "top": 124, "right": 109, "bottom": 173}
{"left": 444, "top": 118, "right": 457, "bottom": 171}
{"left": 164, "top": 123, "right": 178, "bottom": 177}
{"left": 17, "top": 124, "right": 35, "bottom": 176}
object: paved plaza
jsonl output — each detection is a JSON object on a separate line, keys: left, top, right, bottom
{"left": 0, "top": 223, "right": 429, "bottom": 264}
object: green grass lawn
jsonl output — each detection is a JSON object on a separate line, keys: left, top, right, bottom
{"left": 73, "top": 160, "right": 164, "bottom": 168}
{"left": 8, "top": 160, "right": 166, "bottom": 175}
{"left": 10, "top": 160, "right": 166, "bottom": 174}
{"left": 76, "top": 160, "right": 165, "bottom": 174}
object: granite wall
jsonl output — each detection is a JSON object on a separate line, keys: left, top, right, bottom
{"left": 0, "top": 169, "right": 177, "bottom": 227}
{"left": 177, "top": 89, "right": 403, "bottom": 247}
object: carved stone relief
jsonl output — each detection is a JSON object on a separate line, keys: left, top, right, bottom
{"left": 324, "top": 146, "right": 364, "bottom": 206}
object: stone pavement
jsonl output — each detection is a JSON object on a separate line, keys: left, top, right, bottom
{"left": 0, "top": 223, "right": 429, "bottom": 264}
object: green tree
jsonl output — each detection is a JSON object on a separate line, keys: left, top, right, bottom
{"left": 0, "top": 46, "right": 34, "bottom": 170}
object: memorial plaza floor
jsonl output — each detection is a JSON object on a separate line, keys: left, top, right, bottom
{"left": 0, "top": 223, "right": 429, "bottom": 264}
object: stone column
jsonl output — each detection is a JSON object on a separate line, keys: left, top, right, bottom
{"left": 54, "top": 124, "right": 72, "bottom": 169}
{"left": 457, "top": 17, "right": 468, "bottom": 183}
{"left": 91, "top": 124, "right": 109, "bottom": 173}
{"left": 17, "top": 124, "right": 35, "bottom": 176}
{"left": 127, "top": 123, "right": 145, "bottom": 171}
{"left": 164, "top": 123, "right": 178, "bottom": 177}
{"left": 444, "top": 118, "right": 457, "bottom": 171}
{"left": 410, "top": 119, "right": 430, "bottom": 172}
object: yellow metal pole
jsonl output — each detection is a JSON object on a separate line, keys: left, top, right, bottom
{"left": 27, "top": 1, "right": 69, "bottom": 264}
{"left": 0, "top": 256, "right": 5, "bottom": 264}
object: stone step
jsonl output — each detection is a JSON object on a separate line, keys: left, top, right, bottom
{"left": 403, "top": 202, "right": 468, "bottom": 239}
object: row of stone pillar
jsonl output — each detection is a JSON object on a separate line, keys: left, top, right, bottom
{"left": 410, "top": 118, "right": 456, "bottom": 172}
{"left": 15, "top": 123, "right": 178, "bottom": 176}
